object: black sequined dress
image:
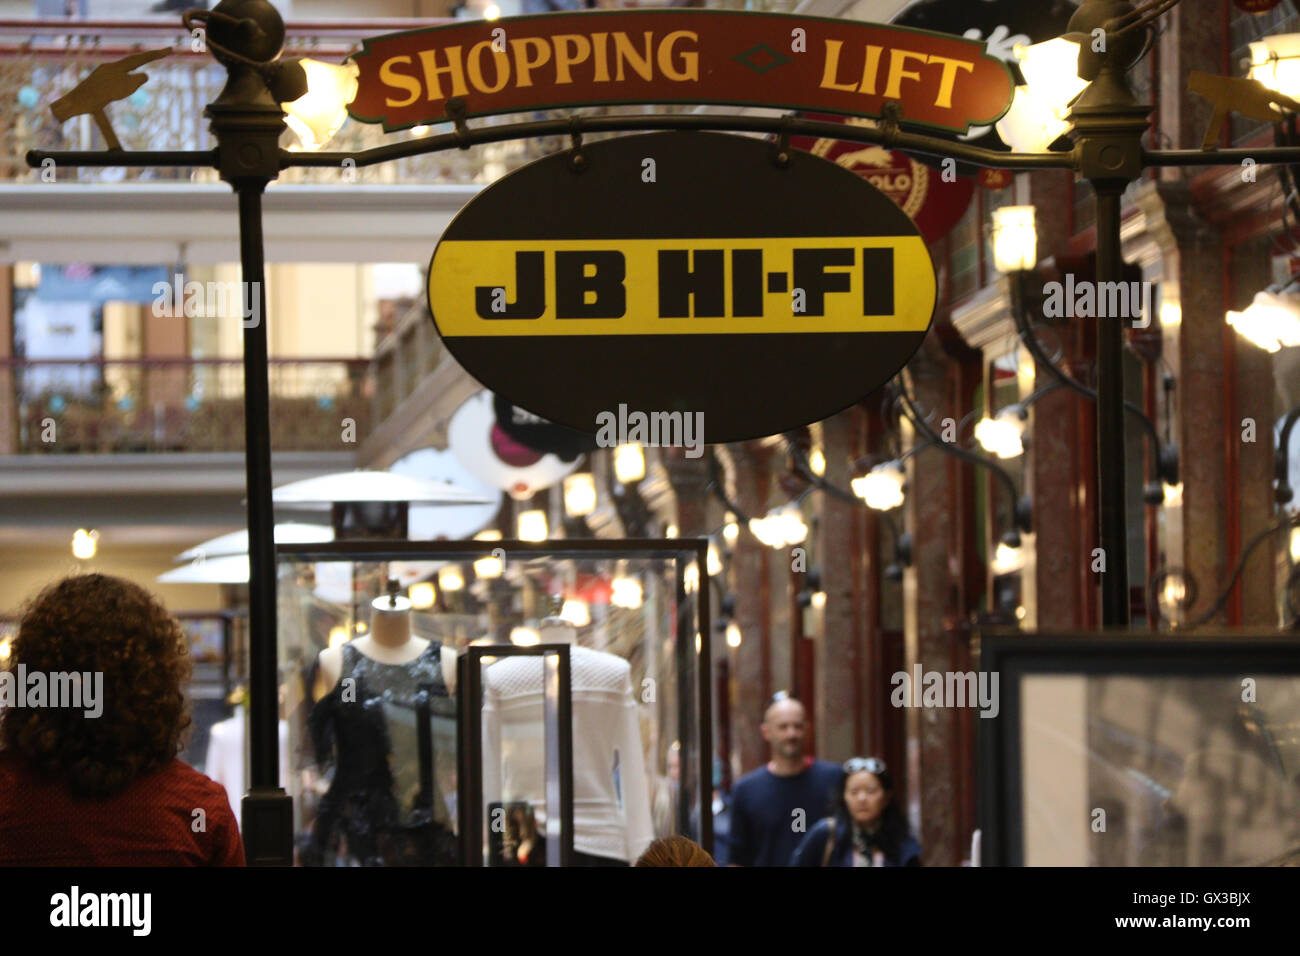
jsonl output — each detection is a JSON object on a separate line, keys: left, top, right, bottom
{"left": 306, "top": 641, "right": 458, "bottom": 866}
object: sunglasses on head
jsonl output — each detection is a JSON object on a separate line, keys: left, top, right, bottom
{"left": 843, "top": 757, "right": 886, "bottom": 776}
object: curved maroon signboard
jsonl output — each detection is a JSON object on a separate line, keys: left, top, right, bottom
{"left": 350, "top": 10, "right": 1014, "bottom": 135}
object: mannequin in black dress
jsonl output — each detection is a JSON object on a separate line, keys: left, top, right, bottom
{"left": 305, "top": 584, "right": 459, "bottom": 866}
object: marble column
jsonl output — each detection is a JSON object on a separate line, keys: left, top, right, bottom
{"left": 725, "top": 441, "right": 772, "bottom": 778}
{"left": 902, "top": 336, "right": 963, "bottom": 866}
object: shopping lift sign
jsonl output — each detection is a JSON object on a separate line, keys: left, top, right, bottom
{"left": 427, "top": 131, "right": 937, "bottom": 443}
{"left": 349, "top": 10, "right": 1015, "bottom": 134}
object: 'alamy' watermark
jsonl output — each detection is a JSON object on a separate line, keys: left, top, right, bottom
{"left": 890, "top": 664, "right": 999, "bottom": 718}
{"left": 50, "top": 886, "right": 150, "bottom": 936}
{"left": 1043, "top": 275, "right": 1153, "bottom": 328}
{"left": 151, "top": 273, "right": 260, "bottom": 327}
{"left": 0, "top": 665, "right": 103, "bottom": 718}
{"left": 594, "top": 403, "right": 704, "bottom": 459}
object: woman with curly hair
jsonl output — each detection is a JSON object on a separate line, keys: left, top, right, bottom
{"left": 0, "top": 574, "right": 244, "bottom": 865}
{"left": 789, "top": 757, "right": 921, "bottom": 867}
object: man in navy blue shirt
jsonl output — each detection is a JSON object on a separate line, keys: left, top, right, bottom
{"left": 729, "top": 693, "right": 844, "bottom": 866}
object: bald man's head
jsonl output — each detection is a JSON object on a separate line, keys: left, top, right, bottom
{"left": 761, "top": 697, "right": 808, "bottom": 762}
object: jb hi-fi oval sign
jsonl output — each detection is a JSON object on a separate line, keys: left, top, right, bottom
{"left": 427, "top": 131, "right": 937, "bottom": 444}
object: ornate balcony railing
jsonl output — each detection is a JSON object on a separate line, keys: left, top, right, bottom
{"left": 0, "top": 12, "right": 746, "bottom": 185}
{"left": 0, "top": 356, "right": 370, "bottom": 453}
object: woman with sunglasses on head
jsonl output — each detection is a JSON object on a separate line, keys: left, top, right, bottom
{"left": 790, "top": 757, "right": 921, "bottom": 867}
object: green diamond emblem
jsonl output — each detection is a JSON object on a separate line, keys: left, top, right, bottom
{"left": 733, "top": 43, "right": 791, "bottom": 76}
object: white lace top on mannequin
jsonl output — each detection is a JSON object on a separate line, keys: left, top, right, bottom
{"left": 481, "top": 626, "right": 654, "bottom": 863}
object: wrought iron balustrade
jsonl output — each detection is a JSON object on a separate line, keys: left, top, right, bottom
{"left": 0, "top": 356, "right": 370, "bottom": 453}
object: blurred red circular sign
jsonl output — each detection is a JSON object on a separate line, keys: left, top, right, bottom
{"left": 790, "top": 114, "right": 974, "bottom": 244}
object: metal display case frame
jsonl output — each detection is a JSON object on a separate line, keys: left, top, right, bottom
{"left": 277, "top": 537, "right": 714, "bottom": 863}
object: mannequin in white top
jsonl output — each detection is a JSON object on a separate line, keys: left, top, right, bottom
{"left": 481, "top": 611, "right": 654, "bottom": 864}
{"left": 204, "top": 690, "right": 290, "bottom": 825}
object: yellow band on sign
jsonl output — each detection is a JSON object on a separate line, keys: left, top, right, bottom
{"left": 429, "top": 237, "right": 935, "bottom": 336}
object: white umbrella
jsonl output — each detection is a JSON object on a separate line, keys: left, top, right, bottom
{"left": 272, "top": 470, "right": 493, "bottom": 507}
{"left": 175, "top": 522, "right": 334, "bottom": 561}
{"left": 158, "top": 554, "right": 250, "bottom": 584}
{"left": 389, "top": 446, "right": 501, "bottom": 539}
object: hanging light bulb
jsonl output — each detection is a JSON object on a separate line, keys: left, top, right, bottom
{"left": 511, "top": 626, "right": 540, "bottom": 646}
{"left": 851, "top": 461, "right": 905, "bottom": 511}
{"left": 778, "top": 505, "right": 808, "bottom": 546}
{"left": 563, "top": 473, "right": 597, "bottom": 518}
{"left": 72, "top": 528, "right": 99, "bottom": 560}
{"left": 994, "top": 39, "right": 1088, "bottom": 154}
{"left": 0, "top": 637, "right": 11, "bottom": 663}
{"left": 437, "top": 564, "right": 465, "bottom": 592}
{"left": 723, "top": 513, "right": 739, "bottom": 546}
{"left": 1163, "top": 482, "right": 1183, "bottom": 507}
{"left": 990, "top": 206, "right": 1038, "bottom": 274}
{"left": 560, "top": 598, "right": 591, "bottom": 627}
{"left": 707, "top": 543, "right": 723, "bottom": 576}
{"left": 809, "top": 448, "right": 826, "bottom": 476}
{"left": 811, "top": 591, "right": 826, "bottom": 610}
{"left": 974, "top": 406, "right": 1026, "bottom": 459}
{"left": 1289, "top": 526, "right": 1300, "bottom": 562}
{"left": 614, "top": 443, "right": 646, "bottom": 484}
{"left": 665, "top": 523, "right": 679, "bottom": 538}
{"left": 1226, "top": 290, "right": 1300, "bottom": 353}
{"left": 409, "top": 582, "right": 436, "bottom": 609}
{"left": 991, "top": 541, "right": 1026, "bottom": 575}
{"left": 474, "top": 530, "right": 504, "bottom": 578}
{"left": 1247, "top": 34, "right": 1300, "bottom": 100}
{"left": 329, "top": 625, "right": 349, "bottom": 648}
{"left": 747, "top": 515, "right": 782, "bottom": 548}
{"left": 517, "top": 509, "right": 548, "bottom": 541}
{"left": 683, "top": 564, "right": 700, "bottom": 593}
{"left": 611, "top": 575, "right": 644, "bottom": 609}
{"left": 725, "top": 621, "right": 742, "bottom": 648}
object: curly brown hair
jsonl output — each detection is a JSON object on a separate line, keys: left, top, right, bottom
{"left": 634, "top": 836, "right": 716, "bottom": 867}
{"left": 1, "top": 574, "right": 192, "bottom": 797}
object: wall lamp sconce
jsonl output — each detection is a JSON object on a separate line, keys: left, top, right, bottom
{"left": 894, "top": 377, "right": 1034, "bottom": 547}
{"left": 1005, "top": 268, "right": 1180, "bottom": 504}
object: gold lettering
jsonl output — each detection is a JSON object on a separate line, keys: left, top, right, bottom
{"left": 417, "top": 46, "right": 468, "bottom": 101}
{"left": 613, "top": 31, "right": 654, "bottom": 82}
{"left": 658, "top": 30, "right": 698, "bottom": 82}
{"left": 466, "top": 40, "right": 509, "bottom": 93}
{"left": 819, "top": 40, "right": 859, "bottom": 92}
{"left": 591, "top": 32, "right": 610, "bottom": 82}
{"left": 379, "top": 55, "right": 421, "bottom": 108}
{"left": 510, "top": 36, "right": 552, "bottom": 88}
{"left": 552, "top": 34, "right": 592, "bottom": 84}
{"left": 883, "top": 49, "right": 928, "bottom": 99}
{"left": 925, "top": 54, "right": 975, "bottom": 109}
{"left": 858, "top": 45, "right": 882, "bottom": 95}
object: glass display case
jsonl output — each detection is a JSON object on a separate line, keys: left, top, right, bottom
{"left": 978, "top": 633, "right": 1300, "bottom": 866}
{"left": 276, "top": 539, "right": 711, "bottom": 867}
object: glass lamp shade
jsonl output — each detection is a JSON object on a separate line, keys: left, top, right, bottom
{"left": 995, "top": 38, "right": 1088, "bottom": 154}
{"left": 851, "top": 462, "right": 905, "bottom": 511}
{"left": 563, "top": 473, "right": 597, "bottom": 517}
{"left": 990, "top": 206, "right": 1038, "bottom": 274}
{"left": 283, "top": 58, "right": 360, "bottom": 151}
{"left": 974, "top": 408, "right": 1026, "bottom": 459}
{"left": 614, "top": 443, "right": 646, "bottom": 484}
{"left": 1248, "top": 35, "right": 1300, "bottom": 101}
{"left": 1226, "top": 290, "right": 1300, "bottom": 353}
